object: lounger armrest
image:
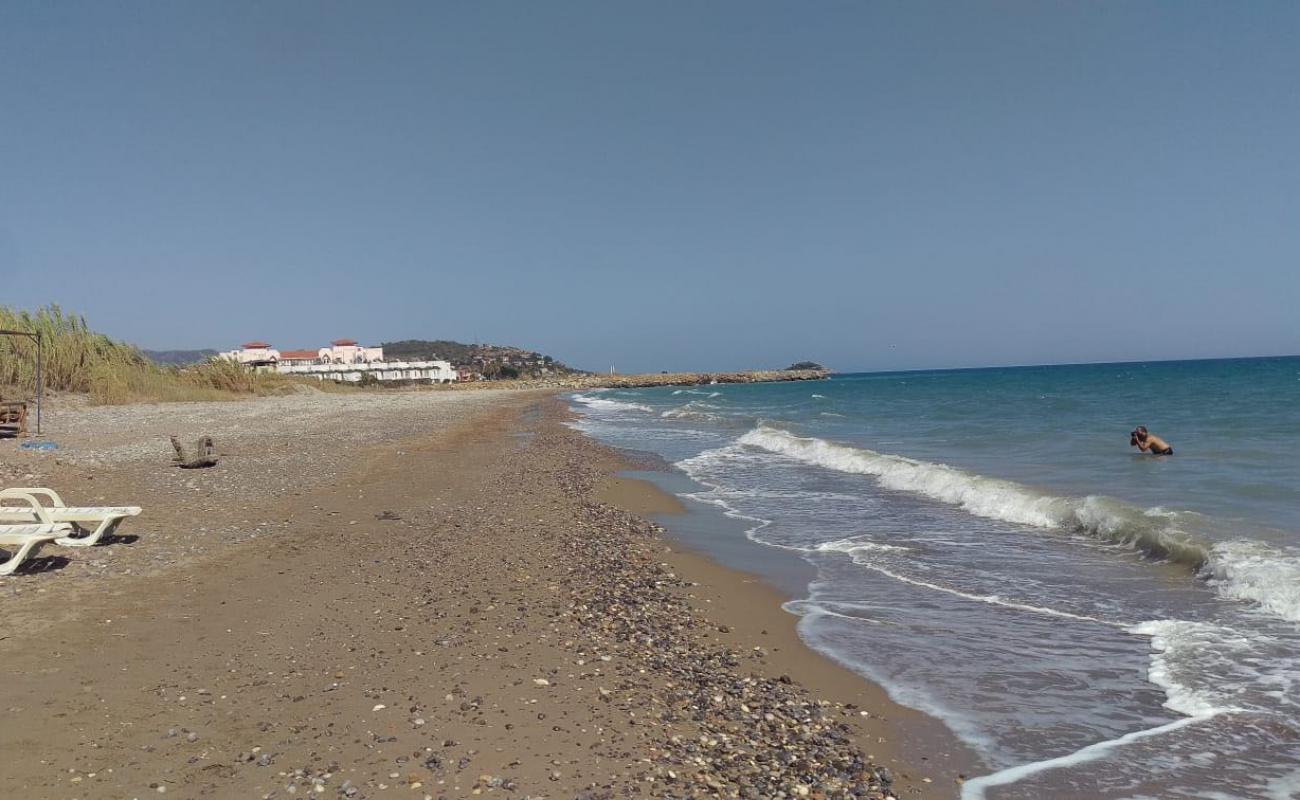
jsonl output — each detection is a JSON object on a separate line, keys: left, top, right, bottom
{"left": 0, "top": 491, "right": 55, "bottom": 525}
{"left": 2, "top": 487, "right": 66, "bottom": 507}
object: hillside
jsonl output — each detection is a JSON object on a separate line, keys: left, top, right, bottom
{"left": 381, "top": 339, "right": 583, "bottom": 378}
{"left": 381, "top": 339, "right": 476, "bottom": 363}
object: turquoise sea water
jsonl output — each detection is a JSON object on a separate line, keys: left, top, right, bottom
{"left": 570, "top": 357, "right": 1300, "bottom": 799}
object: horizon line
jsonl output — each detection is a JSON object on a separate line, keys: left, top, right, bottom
{"left": 830, "top": 352, "right": 1300, "bottom": 377}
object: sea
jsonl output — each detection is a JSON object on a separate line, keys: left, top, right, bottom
{"left": 568, "top": 357, "right": 1300, "bottom": 800}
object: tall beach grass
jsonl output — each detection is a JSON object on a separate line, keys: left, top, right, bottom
{"left": 0, "top": 305, "right": 292, "bottom": 404}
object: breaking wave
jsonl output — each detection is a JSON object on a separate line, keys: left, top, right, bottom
{"left": 737, "top": 425, "right": 1300, "bottom": 624}
{"left": 661, "top": 401, "right": 726, "bottom": 423}
{"left": 570, "top": 393, "right": 653, "bottom": 414}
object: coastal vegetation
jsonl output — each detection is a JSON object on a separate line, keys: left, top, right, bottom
{"left": 785, "top": 361, "right": 825, "bottom": 371}
{"left": 0, "top": 305, "right": 291, "bottom": 405}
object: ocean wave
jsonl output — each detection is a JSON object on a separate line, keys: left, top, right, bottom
{"left": 816, "top": 539, "right": 1119, "bottom": 625}
{"left": 815, "top": 537, "right": 911, "bottom": 554}
{"left": 738, "top": 425, "right": 1207, "bottom": 562}
{"left": 737, "top": 425, "right": 1300, "bottom": 624}
{"left": 960, "top": 714, "right": 1219, "bottom": 800}
{"left": 661, "top": 401, "right": 728, "bottom": 423}
{"left": 1204, "top": 541, "right": 1300, "bottom": 623}
{"left": 570, "top": 393, "right": 653, "bottom": 414}
{"left": 959, "top": 619, "right": 1245, "bottom": 798}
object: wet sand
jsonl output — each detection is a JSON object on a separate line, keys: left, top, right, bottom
{"left": 0, "top": 390, "right": 958, "bottom": 798}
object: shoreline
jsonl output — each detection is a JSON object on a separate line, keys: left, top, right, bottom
{"left": 1, "top": 389, "right": 944, "bottom": 798}
{"left": 594, "top": 465, "right": 978, "bottom": 797}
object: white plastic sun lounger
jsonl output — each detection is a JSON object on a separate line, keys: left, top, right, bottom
{"left": 0, "top": 523, "right": 73, "bottom": 575}
{"left": 0, "top": 488, "right": 142, "bottom": 548}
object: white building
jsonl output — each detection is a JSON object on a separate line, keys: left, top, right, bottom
{"left": 220, "top": 340, "right": 456, "bottom": 384}
{"left": 276, "top": 360, "right": 457, "bottom": 384}
{"left": 219, "top": 341, "right": 280, "bottom": 365}
{"left": 318, "top": 339, "right": 384, "bottom": 364}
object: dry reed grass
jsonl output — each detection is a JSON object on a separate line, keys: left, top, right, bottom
{"left": 1, "top": 305, "right": 293, "bottom": 405}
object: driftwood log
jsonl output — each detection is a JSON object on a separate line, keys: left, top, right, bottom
{"left": 170, "top": 435, "right": 218, "bottom": 469}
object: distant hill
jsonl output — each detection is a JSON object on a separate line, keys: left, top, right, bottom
{"left": 381, "top": 339, "right": 583, "bottom": 378}
{"left": 142, "top": 349, "right": 219, "bottom": 366}
{"left": 381, "top": 340, "right": 476, "bottom": 363}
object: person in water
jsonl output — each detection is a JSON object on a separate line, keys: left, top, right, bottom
{"left": 1131, "top": 426, "right": 1173, "bottom": 455}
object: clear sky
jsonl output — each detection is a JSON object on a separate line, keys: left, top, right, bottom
{"left": 2, "top": 2, "right": 1297, "bottom": 373}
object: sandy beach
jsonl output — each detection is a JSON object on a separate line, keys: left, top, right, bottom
{"left": 0, "top": 389, "right": 960, "bottom": 799}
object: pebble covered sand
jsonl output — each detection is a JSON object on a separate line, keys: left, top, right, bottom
{"left": 0, "top": 389, "right": 919, "bottom": 799}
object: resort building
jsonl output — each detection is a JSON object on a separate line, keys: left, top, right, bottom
{"left": 279, "top": 360, "right": 457, "bottom": 384}
{"left": 277, "top": 349, "right": 321, "bottom": 367}
{"left": 220, "top": 341, "right": 280, "bottom": 366}
{"left": 219, "top": 340, "right": 457, "bottom": 384}
{"left": 319, "top": 339, "right": 385, "bottom": 364}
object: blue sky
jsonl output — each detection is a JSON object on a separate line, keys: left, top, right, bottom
{"left": 2, "top": 2, "right": 1297, "bottom": 372}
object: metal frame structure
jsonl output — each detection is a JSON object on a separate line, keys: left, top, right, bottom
{"left": 0, "top": 329, "right": 42, "bottom": 436}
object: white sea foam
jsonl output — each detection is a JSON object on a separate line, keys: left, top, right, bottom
{"left": 961, "top": 620, "right": 1243, "bottom": 799}
{"left": 1263, "top": 767, "right": 1300, "bottom": 800}
{"left": 570, "top": 394, "right": 653, "bottom": 414}
{"left": 816, "top": 539, "right": 1120, "bottom": 625}
{"left": 816, "top": 537, "right": 911, "bottom": 554}
{"left": 737, "top": 425, "right": 1300, "bottom": 625}
{"left": 661, "top": 402, "right": 726, "bottom": 423}
{"left": 1129, "top": 620, "right": 1249, "bottom": 717}
{"left": 782, "top": 599, "right": 885, "bottom": 625}
{"left": 960, "top": 714, "right": 1221, "bottom": 800}
{"left": 1204, "top": 541, "right": 1300, "bottom": 623}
